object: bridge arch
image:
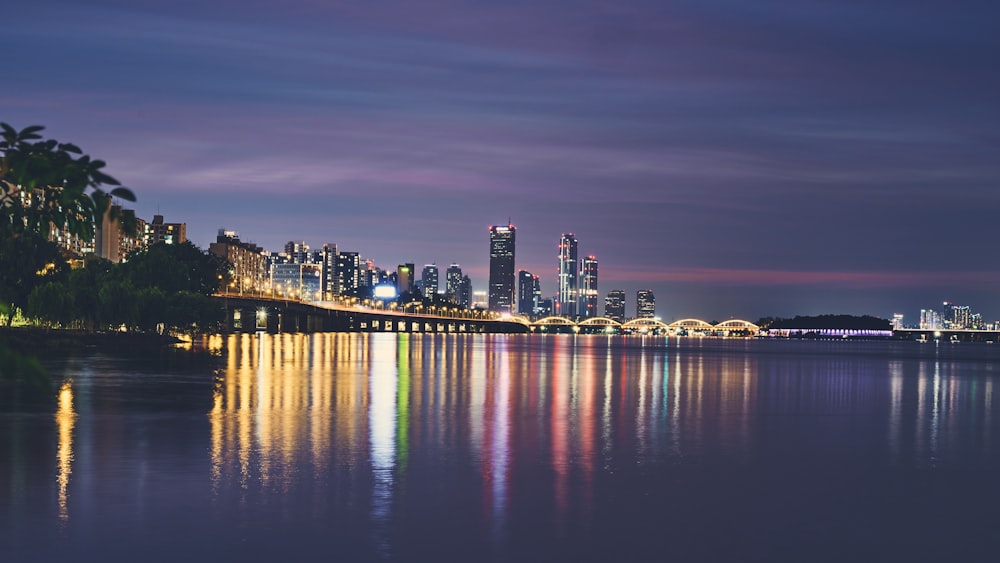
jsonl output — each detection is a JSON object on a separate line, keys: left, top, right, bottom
{"left": 622, "top": 318, "right": 668, "bottom": 333}
{"left": 668, "top": 319, "right": 713, "bottom": 331}
{"left": 713, "top": 319, "right": 760, "bottom": 335}
{"left": 577, "top": 317, "right": 622, "bottom": 327}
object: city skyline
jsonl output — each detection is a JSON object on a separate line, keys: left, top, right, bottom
{"left": 5, "top": 1, "right": 999, "bottom": 320}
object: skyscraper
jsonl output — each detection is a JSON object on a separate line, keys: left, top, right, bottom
{"left": 397, "top": 263, "right": 415, "bottom": 295}
{"left": 517, "top": 270, "right": 538, "bottom": 316}
{"left": 557, "top": 233, "right": 578, "bottom": 318}
{"left": 488, "top": 224, "right": 516, "bottom": 312}
{"left": 636, "top": 289, "right": 656, "bottom": 319}
{"left": 446, "top": 264, "right": 463, "bottom": 304}
{"left": 421, "top": 264, "right": 439, "bottom": 299}
{"left": 605, "top": 290, "right": 625, "bottom": 322}
{"left": 581, "top": 255, "right": 598, "bottom": 318}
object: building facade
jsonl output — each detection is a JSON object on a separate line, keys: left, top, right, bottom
{"left": 605, "top": 290, "right": 626, "bottom": 322}
{"left": 147, "top": 215, "right": 186, "bottom": 246}
{"left": 636, "top": 289, "right": 656, "bottom": 319}
{"left": 209, "top": 230, "right": 266, "bottom": 294}
{"left": 488, "top": 224, "right": 516, "bottom": 312}
{"left": 580, "top": 255, "right": 598, "bottom": 318}
{"left": 557, "top": 233, "right": 578, "bottom": 318}
{"left": 421, "top": 264, "right": 439, "bottom": 299}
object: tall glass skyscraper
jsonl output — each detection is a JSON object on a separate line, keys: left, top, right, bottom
{"left": 557, "top": 233, "right": 578, "bottom": 318}
{"left": 488, "top": 224, "right": 516, "bottom": 312}
{"left": 637, "top": 289, "right": 656, "bottom": 319}
{"left": 605, "top": 290, "right": 626, "bottom": 322}
{"left": 446, "top": 264, "right": 463, "bottom": 304}
{"left": 421, "top": 264, "right": 439, "bottom": 299}
{"left": 581, "top": 255, "right": 598, "bottom": 318}
{"left": 517, "top": 270, "right": 539, "bottom": 316}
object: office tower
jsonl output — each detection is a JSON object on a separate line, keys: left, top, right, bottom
{"left": 488, "top": 224, "right": 516, "bottom": 312}
{"left": 532, "top": 274, "right": 542, "bottom": 315}
{"left": 605, "top": 290, "right": 626, "bottom": 322}
{"left": 336, "top": 251, "right": 361, "bottom": 297}
{"left": 284, "top": 241, "right": 310, "bottom": 264}
{"left": 271, "top": 263, "right": 322, "bottom": 301}
{"left": 396, "top": 263, "right": 415, "bottom": 295}
{"left": 891, "top": 313, "right": 904, "bottom": 330}
{"left": 421, "top": 264, "right": 439, "bottom": 299}
{"left": 636, "top": 289, "right": 655, "bottom": 319}
{"left": 446, "top": 264, "right": 463, "bottom": 304}
{"left": 581, "top": 255, "right": 598, "bottom": 318}
{"left": 319, "top": 243, "right": 338, "bottom": 300}
{"left": 458, "top": 275, "right": 472, "bottom": 308}
{"left": 557, "top": 233, "right": 578, "bottom": 317}
{"left": 147, "top": 214, "right": 186, "bottom": 246}
{"left": 517, "top": 270, "right": 539, "bottom": 316}
{"left": 537, "top": 298, "right": 552, "bottom": 317}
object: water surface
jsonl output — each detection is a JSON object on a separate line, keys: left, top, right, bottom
{"left": 3, "top": 334, "right": 1000, "bottom": 562}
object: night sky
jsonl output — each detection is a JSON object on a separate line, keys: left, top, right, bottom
{"left": 5, "top": 0, "right": 999, "bottom": 321}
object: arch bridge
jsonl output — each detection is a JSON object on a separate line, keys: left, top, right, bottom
{"left": 528, "top": 316, "right": 759, "bottom": 336}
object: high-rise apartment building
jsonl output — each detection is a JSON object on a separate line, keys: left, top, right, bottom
{"left": 284, "top": 241, "right": 310, "bottom": 264}
{"left": 557, "top": 233, "right": 578, "bottom": 318}
{"left": 581, "top": 255, "right": 598, "bottom": 318}
{"left": 636, "top": 289, "right": 656, "bottom": 319}
{"left": 517, "top": 270, "right": 539, "bottom": 316}
{"left": 320, "top": 243, "right": 338, "bottom": 300}
{"left": 422, "top": 264, "right": 439, "bottom": 299}
{"left": 336, "top": 252, "right": 361, "bottom": 297}
{"left": 94, "top": 203, "right": 146, "bottom": 263}
{"left": 488, "top": 224, "right": 516, "bottom": 312}
{"left": 605, "top": 290, "right": 626, "bottom": 322}
{"left": 147, "top": 214, "right": 186, "bottom": 246}
{"left": 209, "top": 229, "right": 266, "bottom": 294}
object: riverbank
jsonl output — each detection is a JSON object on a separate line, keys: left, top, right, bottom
{"left": 0, "top": 326, "right": 184, "bottom": 354}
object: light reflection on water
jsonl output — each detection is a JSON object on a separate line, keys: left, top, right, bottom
{"left": 5, "top": 335, "right": 1000, "bottom": 561}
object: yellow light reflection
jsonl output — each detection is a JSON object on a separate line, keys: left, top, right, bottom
{"left": 55, "top": 380, "right": 76, "bottom": 523}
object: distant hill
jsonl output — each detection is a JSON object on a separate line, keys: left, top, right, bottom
{"left": 765, "top": 315, "right": 891, "bottom": 331}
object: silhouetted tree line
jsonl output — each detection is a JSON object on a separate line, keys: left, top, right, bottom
{"left": 26, "top": 242, "right": 226, "bottom": 333}
{"left": 762, "top": 315, "right": 891, "bottom": 331}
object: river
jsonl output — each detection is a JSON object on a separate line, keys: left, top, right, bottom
{"left": 3, "top": 334, "right": 1000, "bottom": 562}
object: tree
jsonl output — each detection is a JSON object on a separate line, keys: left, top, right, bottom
{"left": 1, "top": 123, "right": 136, "bottom": 325}
{"left": 1, "top": 123, "right": 135, "bottom": 240}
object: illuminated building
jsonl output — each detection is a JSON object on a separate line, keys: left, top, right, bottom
{"left": 271, "top": 263, "right": 321, "bottom": 301}
{"left": 458, "top": 275, "right": 472, "bottom": 308}
{"left": 421, "top": 264, "right": 439, "bottom": 299}
{"left": 209, "top": 229, "right": 266, "bottom": 294}
{"left": 147, "top": 214, "right": 186, "bottom": 245}
{"left": 557, "top": 233, "right": 578, "bottom": 318}
{"left": 580, "top": 255, "right": 598, "bottom": 318}
{"left": 397, "top": 263, "right": 415, "bottom": 295}
{"left": 488, "top": 224, "right": 516, "bottom": 313}
{"left": 336, "top": 252, "right": 361, "bottom": 297}
{"left": 517, "top": 270, "right": 539, "bottom": 316}
{"left": 891, "top": 313, "right": 904, "bottom": 330}
{"left": 94, "top": 202, "right": 146, "bottom": 263}
{"left": 446, "top": 264, "right": 463, "bottom": 304}
{"left": 636, "top": 289, "right": 655, "bottom": 319}
{"left": 284, "top": 240, "right": 310, "bottom": 264}
{"left": 604, "top": 290, "right": 625, "bottom": 322}
{"left": 320, "top": 243, "right": 338, "bottom": 300}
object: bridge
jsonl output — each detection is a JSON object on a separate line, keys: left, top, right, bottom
{"left": 215, "top": 294, "right": 529, "bottom": 334}
{"left": 527, "top": 316, "right": 760, "bottom": 336}
{"left": 216, "top": 294, "right": 761, "bottom": 336}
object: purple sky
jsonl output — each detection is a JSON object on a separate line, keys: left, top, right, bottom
{"left": 5, "top": 0, "right": 999, "bottom": 321}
